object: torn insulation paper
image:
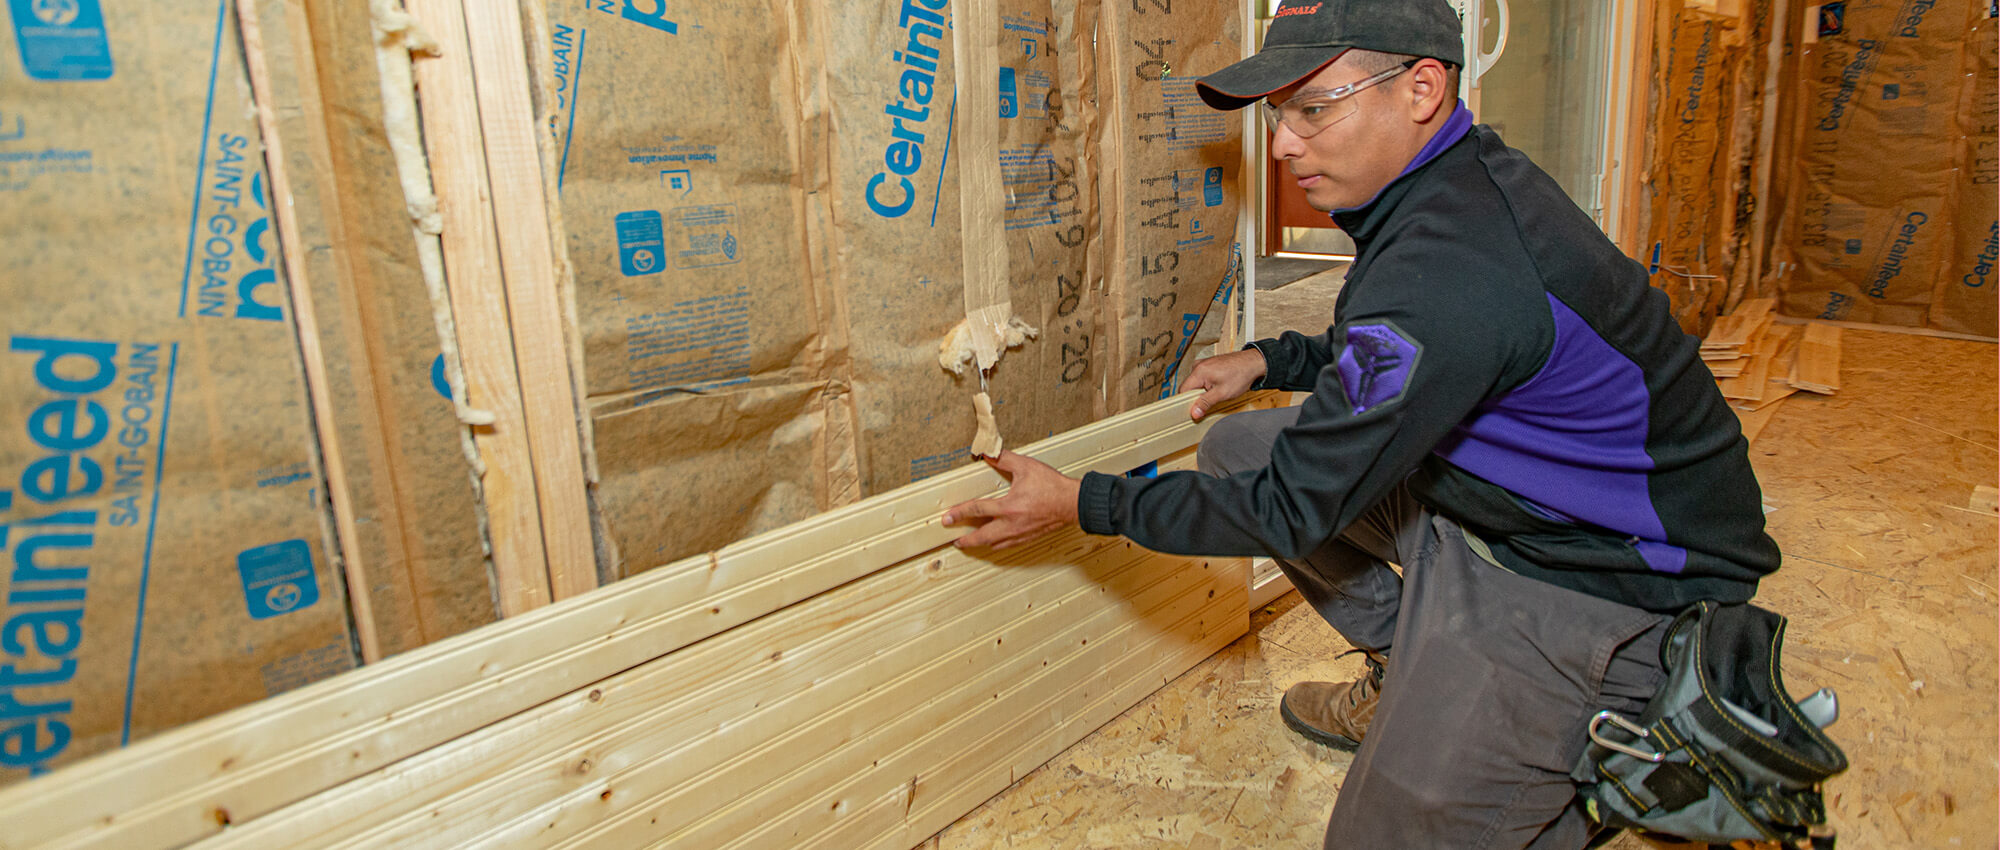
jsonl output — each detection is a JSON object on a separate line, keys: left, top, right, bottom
{"left": 940, "top": 313, "right": 1035, "bottom": 457}
{"left": 970, "top": 392, "right": 1003, "bottom": 457}
{"left": 939, "top": 314, "right": 1039, "bottom": 377}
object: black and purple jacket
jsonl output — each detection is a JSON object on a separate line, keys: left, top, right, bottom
{"left": 1078, "top": 115, "right": 1780, "bottom": 612}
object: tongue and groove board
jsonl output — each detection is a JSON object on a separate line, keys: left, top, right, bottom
{"left": 0, "top": 392, "right": 1270, "bottom": 850}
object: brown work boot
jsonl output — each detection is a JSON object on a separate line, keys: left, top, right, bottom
{"left": 1279, "top": 650, "right": 1386, "bottom": 750}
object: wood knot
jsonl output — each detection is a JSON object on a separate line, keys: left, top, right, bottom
{"left": 211, "top": 808, "right": 232, "bottom": 827}
{"left": 587, "top": 688, "right": 603, "bottom": 702}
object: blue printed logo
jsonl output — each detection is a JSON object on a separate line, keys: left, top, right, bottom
{"left": 430, "top": 354, "right": 451, "bottom": 400}
{"left": 615, "top": 210, "right": 666, "bottom": 276}
{"left": 1335, "top": 323, "right": 1421, "bottom": 415}
{"left": 591, "top": 0, "right": 676, "bottom": 34}
{"left": 999, "top": 67, "right": 1019, "bottom": 118}
{"left": 238, "top": 540, "right": 320, "bottom": 620}
{"left": 1203, "top": 167, "right": 1223, "bottom": 207}
{"left": 8, "top": 0, "right": 113, "bottom": 80}
{"left": 671, "top": 205, "right": 741, "bottom": 269}
{"left": 660, "top": 168, "right": 692, "bottom": 196}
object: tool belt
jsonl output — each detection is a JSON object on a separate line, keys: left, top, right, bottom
{"left": 1572, "top": 601, "right": 1849, "bottom": 849}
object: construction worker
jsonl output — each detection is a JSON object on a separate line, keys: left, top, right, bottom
{"left": 942, "top": 0, "right": 1784, "bottom": 845}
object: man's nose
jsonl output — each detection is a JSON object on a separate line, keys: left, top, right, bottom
{"left": 1268, "top": 123, "right": 1306, "bottom": 160}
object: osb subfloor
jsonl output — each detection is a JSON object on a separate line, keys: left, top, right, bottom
{"left": 927, "top": 328, "right": 1997, "bottom": 849}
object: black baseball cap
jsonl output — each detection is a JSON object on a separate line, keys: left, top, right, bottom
{"left": 1196, "top": 0, "right": 1463, "bottom": 111}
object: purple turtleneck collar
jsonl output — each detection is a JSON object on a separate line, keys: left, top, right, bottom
{"left": 1332, "top": 99, "right": 1475, "bottom": 216}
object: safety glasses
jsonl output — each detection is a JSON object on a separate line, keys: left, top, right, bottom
{"left": 1261, "top": 60, "right": 1418, "bottom": 139}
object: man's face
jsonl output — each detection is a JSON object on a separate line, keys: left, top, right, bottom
{"left": 1266, "top": 57, "right": 1426, "bottom": 212}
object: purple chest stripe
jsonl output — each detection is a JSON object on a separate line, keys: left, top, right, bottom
{"left": 1433, "top": 294, "right": 1687, "bottom": 573}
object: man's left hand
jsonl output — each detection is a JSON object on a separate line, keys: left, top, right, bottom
{"left": 943, "top": 451, "right": 1082, "bottom": 551}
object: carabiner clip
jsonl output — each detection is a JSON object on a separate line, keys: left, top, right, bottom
{"left": 1588, "top": 710, "right": 1667, "bottom": 763}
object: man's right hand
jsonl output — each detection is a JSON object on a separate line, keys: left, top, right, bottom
{"left": 1182, "top": 347, "right": 1268, "bottom": 421}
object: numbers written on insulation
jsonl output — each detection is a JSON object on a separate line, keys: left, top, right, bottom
{"left": 1055, "top": 265, "right": 1091, "bottom": 384}
{"left": 1133, "top": 38, "right": 1174, "bottom": 83}
{"left": 1046, "top": 156, "right": 1086, "bottom": 248}
{"left": 1046, "top": 152, "right": 1093, "bottom": 385}
{"left": 1133, "top": 248, "right": 1183, "bottom": 393}
{"left": 1136, "top": 329, "right": 1175, "bottom": 394}
{"left": 1056, "top": 271, "right": 1086, "bottom": 319}
{"left": 1136, "top": 174, "right": 1181, "bottom": 230}
{"left": 1798, "top": 163, "right": 1836, "bottom": 248}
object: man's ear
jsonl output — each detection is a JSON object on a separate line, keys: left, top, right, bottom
{"left": 1406, "top": 58, "right": 1453, "bottom": 122}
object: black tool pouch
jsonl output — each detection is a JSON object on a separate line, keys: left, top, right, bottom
{"left": 1572, "top": 601, "right": 1849, "bottom": 849}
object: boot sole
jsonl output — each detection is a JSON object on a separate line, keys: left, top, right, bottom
{"left": 1279, "top": 696, "right": 1363, "bottom": 751}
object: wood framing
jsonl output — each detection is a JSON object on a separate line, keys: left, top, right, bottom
{"left": 1744, "top": 0, "right": 1792, "bottom": 296}
{"left": 403, "top": 0, "right": 554, "bottom": 613}
{"left": 458, "top": 0, "right": 598, "bottom": 600}
{"left": 232, "top": 0, "right": 382, "bottom": 659}
{"left": 1609, "top": 0, "right": 1658, "bottom": 258}
{"left": 0, "top": 391, "right": 1276, "bottom": 850}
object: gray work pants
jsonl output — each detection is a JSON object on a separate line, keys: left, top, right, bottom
{"left": 1198, "top": 406, "right": 1673, "bottom": 849}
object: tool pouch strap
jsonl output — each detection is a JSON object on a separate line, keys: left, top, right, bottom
{"left": 1572, "top": 601, "right": 1849, "bottom": 848}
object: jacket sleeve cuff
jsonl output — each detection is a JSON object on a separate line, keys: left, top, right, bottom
{"left": 1246, "top": 338, "right": 1287, "bottom": 390}
{"left": 1077, "top": 471, "right": 1123, "bottom": 536}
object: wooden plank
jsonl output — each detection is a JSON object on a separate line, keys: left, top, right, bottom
{"left": 400, "top": 0, "right": 554, "bottom": 614}
{"left": 206, "top": 531, "right": 1152, "bottom": 848}
{"left": 1706, "top": 357, "right": 1749, "bottom": 379}
{"left": 1771, "top": 315, "right": 2000, "bottom": 344}
{"left": 1769, "top": 322, "right": 1802, "bottom": 377}
{"left": 1701, "top": 297, "right": 1776, "bottom": 352}
{"left": 837, "top": 587, "right": 1239, "bottom": 850}
{"left": 678, "top": 564, "right": 1240, "bottom": 849}
{"left": 232, "top": 0, "right": 382, "bottom": 659}
{"left": 459, "top": 0, "right": 597, "bottom": 600}
{"left": 677, "top": 607, "right": 1229, "bottom": 850}
{"left": 1720, "top": 327, "right": 1783, "bottom": 402}
{"left": 0, "top": 391, "right": 1273, "bottom": 850}
{"left": 1734, "top": 384, "right": 1798, "bottom": 413}
{"left": 1790, "top": 322, "right": 1843, "bottom": 395}
{"left": 551, "top": 551, "right": 1232, "bottom": 849}
{"left": 469, "top": 554, "right": 1202, "bottom": 850}
{"left": 1734, "top": 400, "right": 1783, "bottom": 445}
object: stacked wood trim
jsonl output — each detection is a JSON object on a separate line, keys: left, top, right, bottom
{"left": 0, "top": 393, "right": 1270, "bottom": 849}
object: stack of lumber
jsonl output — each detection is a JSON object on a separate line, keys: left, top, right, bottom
{"left": 1699, "top": 298, "right": 1843, "bottom": 443}
{"left": 0, "top": 394, "right": 1260, "bottom": 850}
